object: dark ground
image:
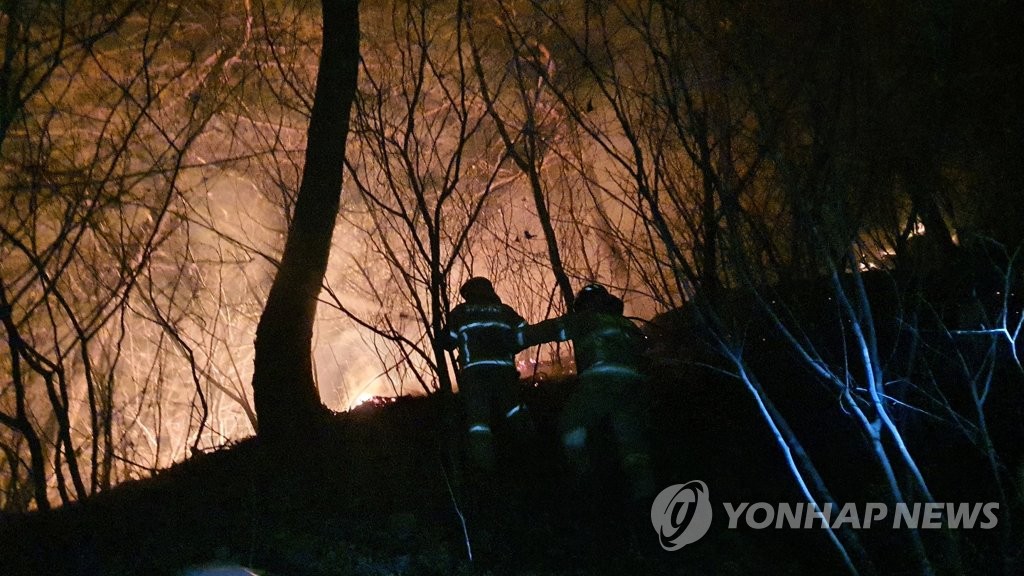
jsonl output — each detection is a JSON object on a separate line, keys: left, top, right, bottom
{"left": 2, "top": 367, "right": 1020, "bottom": 575}
{"left": 0, "top": 383, "right": 833, "bottom": 576}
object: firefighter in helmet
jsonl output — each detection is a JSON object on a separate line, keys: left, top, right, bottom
{"left": 438, "top": 277, "right": 529, "bottom": 471}
{"left": 522, "top": 283, "right": 655, "bottom": 501}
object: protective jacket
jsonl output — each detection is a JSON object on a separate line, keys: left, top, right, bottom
{"left": 523, "top": 310, "right": 647, "bottom": 378}
{"left": 440, "top": 300, "right": 526, "bottom": 370}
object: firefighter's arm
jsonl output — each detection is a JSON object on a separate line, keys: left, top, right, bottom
{"left": 435, "top": 325, "right": 457, "bottom": 351}
{"left": 436, "top": 305, "right": 462, "bottom": 351}
{"left": 520, "top": 316, "right": 571, "bottom": 348}
{"left": 507, "top": 307, "right": 530, "bottom": 351}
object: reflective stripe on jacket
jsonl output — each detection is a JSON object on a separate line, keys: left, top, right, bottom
{"left": 441, "top": 303, "right": 526, "bottom": 370}
{"left": 523, "top": 311, "right": 648, "bottom": 376}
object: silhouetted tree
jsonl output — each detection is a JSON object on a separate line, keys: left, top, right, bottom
{"left": 251, "top": 0, "right": 360, "bottom": 443}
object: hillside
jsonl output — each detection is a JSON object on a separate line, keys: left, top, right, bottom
{"left": 1, "top": 381, "right": 849, "bottom": 576}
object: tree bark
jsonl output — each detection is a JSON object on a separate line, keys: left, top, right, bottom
{"left": 252, "top": 0, "right": 360, "bottom": 443}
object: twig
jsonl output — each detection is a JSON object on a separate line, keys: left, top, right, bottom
{"left": 440, "top": 457, "right": 473, "bottom": 563}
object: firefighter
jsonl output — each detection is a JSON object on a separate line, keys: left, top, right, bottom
{"left": 522, "top": 283, "right": 655, "bottom": 502}
{"left": 438, "top": 277, "right": 529, "bottom": 471}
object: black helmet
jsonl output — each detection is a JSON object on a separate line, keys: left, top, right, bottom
{"left": 460, "top": 276, "right": 498, "bottom": 303}
{"left": 573, "top": 283, "right": 609, "bottom": 313}
{"left": 574, "top": 283, "right": 623, "bottom": 315}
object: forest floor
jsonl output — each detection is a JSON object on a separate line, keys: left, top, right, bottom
{"left": 2, "top": 349, "right": 1020, "bottom": 575}
{"left": 1, "top": 376, "right": 846, "bottom": 576}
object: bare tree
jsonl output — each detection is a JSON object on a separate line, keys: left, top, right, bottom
{"left": 0, "top": 0, "right": 308, "bottom": 508}
{"left": 0, "top": 0, "right": 231, "bottom": 509}
{"left": 249, "top": 0, "right": 360, "bottom": 442}
{"left": 332, "top": 0, "right": 503, "bottom": 395}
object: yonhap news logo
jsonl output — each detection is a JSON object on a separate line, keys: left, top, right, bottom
{"left": 650, "top": 480, "right": 999, "bottom": 551}
{"left": 650, "top": 480, "right": 713, "bottom": 550}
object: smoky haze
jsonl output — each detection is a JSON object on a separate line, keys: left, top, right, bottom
{"left": 3, "top": 0, "right": 1016, "bottom": 512}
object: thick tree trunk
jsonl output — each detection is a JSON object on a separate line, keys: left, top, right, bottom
{"left": 252, "top": 0, "right": 360, "bottom": 443}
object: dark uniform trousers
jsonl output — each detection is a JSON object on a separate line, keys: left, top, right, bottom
{"left": 461, "top": 363, "right": 524, "bottom": 471}
{"left": 559, "top": 362, "right": 655, "bottom": 501}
